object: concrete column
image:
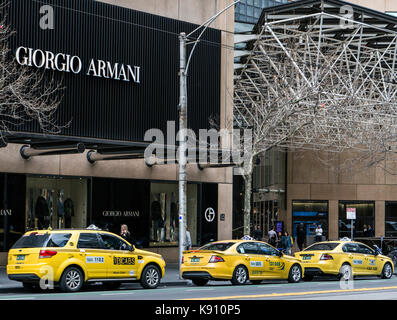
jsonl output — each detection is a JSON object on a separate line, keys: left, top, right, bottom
{"left": 328, "top": 200, "right": 339, "bottom": 240}
{"left": 218, "top": 183, "right": 233, "bottom": 240}
{"left": 375, "top": 201, "right": 385, "bottom": 237}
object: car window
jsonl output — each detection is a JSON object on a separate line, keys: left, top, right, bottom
{"left": 99, "top": 233, "right": 129, "bottom": 251}
{"left": 257, "top": 243, "right": 279, "bottom": 256}
{"left": 342, "top": 243, "right": 359, "bottom": 253}
{"left": 357, "top": 244, "right": 374, "bottom": 255}
{"left": 46, "top": 233, "right": 72, "bottom": 248}
{"left": 12, "top": 233, "right": 50, "bottom": 249}
{"left": 200, "top": 242, "right": 234, "bottom": 251}
{"left": 77, "top": 233, "right": 101, "bottom": 249}
{"left": 304, "top": 243, "right": 339, "bottom": 251}
{"left": 236, "top": 242, "right": 258, "bottom": 254}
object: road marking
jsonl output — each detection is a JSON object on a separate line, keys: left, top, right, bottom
{"left": 0, "top": 297, "right": 35, "bottom": 300}
{"left": 185, "top": 288, "right": 214, "bottom": 292}
{"left": 100, "top": 292, "right": 135, "bottom": 296}
{"left": 182, "top": 286, "right": 397, "bottom": 300}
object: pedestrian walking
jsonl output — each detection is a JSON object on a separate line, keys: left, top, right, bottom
{"left": 315, "top": 224, "right": 323, "bottom": 242}
{"left": 363, "top": 224, "right": 368, "bottom": 237}
{"left": 253, "top": 225, "right": 262, "bottom": 241}
{"left": 282, "top": 231, "right": 293, "bottom": 255}
{"left": 120, "top": 224, "right": 134, "bottom": 245}
{"left": 367, "top": 225, "right": 374, "bottom": 237}
{"left": 268, "top": 226, "right": 277, "bottom": 247}
{"left": 276, "top": 231, "right": 283, "bottom": 250}
{"left": 185, "top": 229, "right": 192, "bottom": 250}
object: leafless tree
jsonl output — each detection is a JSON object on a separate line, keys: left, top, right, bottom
{"left": 0, "top": 6, "right": 63, "bottom": 145}
{"left": 234, "top": 9, "right": 397, "bottom": 235}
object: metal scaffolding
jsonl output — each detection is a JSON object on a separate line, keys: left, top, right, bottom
{"left": 234, "top": 0, "right": 397, "bottom": 158}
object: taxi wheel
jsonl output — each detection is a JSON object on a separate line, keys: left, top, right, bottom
{"left": 231, "top": 265, "right": 248, "bottom": 285}
{"left": 59, "top": 266, "right": 84, "bottom": 292}
{"left": 288, "top": 264, "right": 302, "bottom": 283}
{"left": 381, "top": 263, "right": 393, "bottom": 279}
{"left": 192, "top": 279, "right": 209, "bottom": 286}
{"left": 338, "top": 263, "right": 353, "bottom": 281}
{"left": 140, "top": 265, "right": 161, "bottom": 289}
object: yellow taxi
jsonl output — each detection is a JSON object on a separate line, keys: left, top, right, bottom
{"left": 181, "top": 240, "right": 304, "bottom": 286}
{"left": 295, "top": 240, "right": 394, "bottom": 281}
{"left": 7, "top": 228, "right": 166, "bottom": 292}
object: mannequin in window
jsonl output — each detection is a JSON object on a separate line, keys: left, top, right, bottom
{"left": 35, "top": 190, "right": 49, "bottom": 229}
{"left": 57, "top": 191, "right": 65, "bottom": 228}
{"left": 64, "top": 198, "right": 74, "bottom": 228}
{"left": 151, "top": 195, "right": 162, "bottom": 242}
{"left": 170, "top": 193, "right": 178, "bottom": 242}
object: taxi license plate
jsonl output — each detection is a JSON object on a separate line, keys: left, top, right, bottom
{"left": 16, "top": 255, "right": 25, "bottom": 261}
{"left": 302, "top": 255, "right": 312, "bottom": 260}
{"left": 191, "top": 257, "right": 200, "bottom": 263}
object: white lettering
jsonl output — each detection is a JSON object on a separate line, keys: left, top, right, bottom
{"left": 86, "top": 59, "right": 98, "bottom": 77}
{"left": 69, "top": 56, "right": 82, "bottom": 74}
{"left": 15, "top": 46, "right": 28, "bottom": 65}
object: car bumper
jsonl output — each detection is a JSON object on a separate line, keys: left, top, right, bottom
{"left": 8, "top": 273, "right": 41, "bottom": 283}
{"left": 302, "top": 262, "right": 339, "bottom": 275}
{"left": 180, "top": 265, "right": 230, "bottom": 280}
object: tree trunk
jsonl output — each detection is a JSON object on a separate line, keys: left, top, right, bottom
{"left": 243, "top": 173, "right": 252, "bottom": 236}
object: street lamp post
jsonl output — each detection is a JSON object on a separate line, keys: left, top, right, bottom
{"left": 178, "top": 0, "right": 240, "bottom": 279}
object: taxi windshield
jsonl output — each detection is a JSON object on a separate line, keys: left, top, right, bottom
{"left": 199, "top": 242, "right": 234, "bottom": 251}
{"left": 304, "top": 243, "right": 339, "bottom": 251}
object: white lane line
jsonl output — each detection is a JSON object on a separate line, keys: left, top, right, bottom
{"left": 100, "top": 292, "right": 135, "bottom": 296}
{"left": 2, "top": 297, "right": 35, "bottom": 300}
{"left": 185, "top": 288, "right": 215, "bottom": 292}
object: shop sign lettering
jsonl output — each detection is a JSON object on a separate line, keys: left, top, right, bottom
{"left": 102, "top": 210, "right": 140, "bottom": 217}
{"left": 0, "top": 209, "right": 12, "bottom": 216}
{"left": 15, "top": 46, "right": 141, "bottom": 83}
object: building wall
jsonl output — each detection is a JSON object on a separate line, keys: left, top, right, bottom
{"left": 0, "top": 0, "right": 235, "bottom": 263}
{"left": 286, "top": 151, "right": 397, "bottom": 239}
{"left": 347, "top": 0, "right": 397, "bottom": 13}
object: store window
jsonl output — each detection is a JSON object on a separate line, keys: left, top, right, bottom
{"left": 338, "top": 201, "right": 375, "bottom": 238}
{"left": 26, "top": 176, "right": 87, "bottom": 231}
{"left": 292, "top": 201, "right": 328, "bottom": 245}
{"left": 90, "top": 178, "right": 150, "bottom": 247}
{"left": 0, "top": 173, "right": 26, "bottom": 251}
{"left": 385, "top": 202, "right": 397, "bottom": 237}
{"left": 150, "top": 182, "right": 197, "bottom": 247}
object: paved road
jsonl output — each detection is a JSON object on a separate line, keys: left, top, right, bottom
{"left": 1, "top": 264, "right": 397, "bottom": 300}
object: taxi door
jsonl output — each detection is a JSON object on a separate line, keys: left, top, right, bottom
{"left": 76, "top": 233, "right": 109, "bottom": 279}
{"left": 98, "top": 233, "right": 139, "bottom": 279}
{"left": 257, "top": 242, "right": 285, "bottom": 278}
{"left": 343, "top": 243, "right": 366, "bottom": 274}
{"left": 236, "top": 242, "right": 266, "bottom": 279}
{"left": 357, "top": 243, "right": 379, "bottom": 275}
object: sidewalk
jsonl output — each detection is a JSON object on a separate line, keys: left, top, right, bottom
{"left": 0, "top": 264, "right": 193, "bottom": 288}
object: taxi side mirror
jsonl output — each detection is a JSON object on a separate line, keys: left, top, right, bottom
{"left": 278, "top": 250, "right": 283, "bottom": 257}
{"left": 129, "top": 245, "right": 135, "bottom": 252}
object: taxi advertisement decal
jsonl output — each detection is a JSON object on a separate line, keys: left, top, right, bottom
{"left": 86, "top": 256, "right": 105, "bottom": 263}
{"left": 269, "top": 261, "right": 285, "bottom": 271}
{"left": 250, "top": 261, "right": 263, "bottom": 268}
{"left": 353, "top": 260, "right": 363, "bottom": 265}
{"left": 113, "top": 257, "right": 135, "bottom": 265}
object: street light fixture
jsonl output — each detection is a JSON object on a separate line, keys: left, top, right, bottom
{"left": 178, "top": 0, "right": 240, "bottom": 279}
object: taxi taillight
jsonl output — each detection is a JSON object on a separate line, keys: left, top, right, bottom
{"left": 320, "top": 254, "right": 333, "bottom": 260}
{"left": 39, "top": 250, "right": 57, "bottom": 259}
{"left": 209, "top": 255, "right": 225, "bottom": 263}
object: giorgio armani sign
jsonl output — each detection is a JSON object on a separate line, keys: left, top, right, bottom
{"left": 15, "top": 46, "right": 141, "bottom": 83}
{"left": 8, "top": 0, "right": 220, "bottom": 143}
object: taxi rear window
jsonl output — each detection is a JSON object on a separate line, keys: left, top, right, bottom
{"left": 304, "top": 243, "right": 339, "bottom": 251}
{"left": 199, "top": 242, "right": 234, "bottom": 251}
{"left": 12, "top": 233, "right": 72, "bottom": 249}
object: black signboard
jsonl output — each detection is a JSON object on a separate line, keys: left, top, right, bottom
{"left": 7, "top": 0, "right": 221, "bottom": 143}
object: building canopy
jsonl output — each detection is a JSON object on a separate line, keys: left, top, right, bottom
{"left": 234, "top": 0, "right": 397, "bottom": 155}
